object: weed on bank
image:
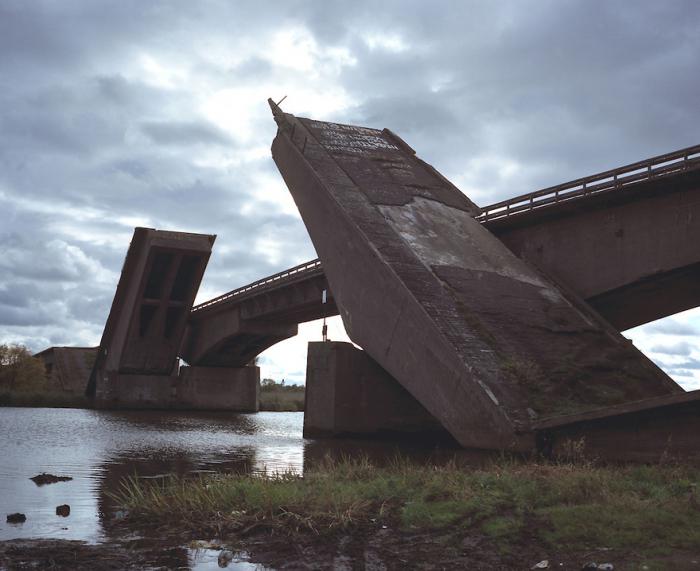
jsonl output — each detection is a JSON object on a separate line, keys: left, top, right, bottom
{"left": 113, "top": 455, "right": 700, "bottom": 558}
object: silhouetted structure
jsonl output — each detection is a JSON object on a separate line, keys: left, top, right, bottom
{"left": 86, "top": 227, "right": 258, "bottom": 411}
{"left": 60, "top": 105, "right": 700, "bottom": 458}
{"left": 34, "top": 346, "right": 97, "bottom": 394}
{"left": 268, "top": 101, "right": 700, "bottom": 459}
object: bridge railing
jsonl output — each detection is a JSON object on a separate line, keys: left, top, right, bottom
{"left": 193, "top": 143, "right": 700, "bottom": 312}
{"left": 191, "top": 259, "right": 324, "bottom": 313}
{"left": 477, "top": 143, "right": 700, "bottom": 222}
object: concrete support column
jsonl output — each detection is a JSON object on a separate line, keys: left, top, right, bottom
{"left": 93, "top": 366, "right": 259, "bottom": 411}
{"left": 178, "top": 366, "right": 259, "bottom": 411}
{"left": 304, "top": 341, "right": 445, "bottom": 438}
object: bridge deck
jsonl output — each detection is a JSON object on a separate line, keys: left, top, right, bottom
{"left": 191, "top": 259, "right": 324, "bottom": 314}
{"left": 479, "top": 143, "right": 700, "bottom": 222}
{"left": 193, "top": 143, "right": 700, "bottom": 315}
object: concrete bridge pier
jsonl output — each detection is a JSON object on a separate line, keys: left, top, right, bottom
{"left": 303, "top": 341, "right": 447, "bottom": 439}
{"left": 95, "top": 365, "right": 259, "bottom": 411}
{"left": 178, "top": 366, "right": 259, "bottom": 411}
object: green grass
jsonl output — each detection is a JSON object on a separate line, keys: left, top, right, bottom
{"left": 259, "top": 384, "right": 304, "bottom": 411}
{"left": 112, "top": 456, "right": 700, "bottom": 557}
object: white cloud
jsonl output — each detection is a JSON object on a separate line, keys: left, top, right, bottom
{"left": 626, "top": 308, "right": 700, "bottom": 391}
{"left": 258, "top": 316, "right": 353, "bottom": 385}
{"left": 0, "top": 0, "right": 698, "bottom": 396}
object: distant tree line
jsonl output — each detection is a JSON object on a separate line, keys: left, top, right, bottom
{"left": 0, "top": 344, "right": 47, "bottom": 391}
{"left": 260, "top": 378, "right": 304, "bottom": 392}
{"left": 259, "top": 378, "right": 304, "bottom": 411}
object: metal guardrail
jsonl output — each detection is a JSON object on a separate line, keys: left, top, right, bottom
{"left": 477, "top": 144, "right": 700, "bottom": 222}
{"left": 194, "top": 143, "right": 700, "bottom": 313}
{"left": 191, "top": 259, "right": 324, "bottom": 313}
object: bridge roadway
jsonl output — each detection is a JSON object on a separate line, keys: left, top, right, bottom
{"left": 180, "top": 143, "right": 700, "bottom": 367}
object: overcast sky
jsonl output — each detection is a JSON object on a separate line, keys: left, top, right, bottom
{"left": 1, "top": 1, "right": 699, "bottom": 389}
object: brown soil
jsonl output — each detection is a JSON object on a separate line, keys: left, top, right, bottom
{"left": 4, "top": 518, "right": 697, "bottom": 571}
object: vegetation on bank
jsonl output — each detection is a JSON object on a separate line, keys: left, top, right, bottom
{"left": 0, "top": 344, "right": 47, "bottom": 390}
{"left": 0, "top": 344, "right": 82, "bottom": 406}
{"left": 259, "top": 378, "right": 304, "bottom": 411}
{"left": 113, "top": 455, "right": 700, "bottom": 566}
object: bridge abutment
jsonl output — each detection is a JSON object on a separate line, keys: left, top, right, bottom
{"left": 303, "top": 341, "right": 447, "bottom": 439}
{"left": 178, "top": 365, "right": 259, "bottom": 411}
{"left": 93, "top": 366, "right": 259, "bottom": 411}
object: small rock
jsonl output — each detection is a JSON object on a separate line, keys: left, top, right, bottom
{"left": 217, "top": 550, "right": 234, "bottom": 568}
{"left": 56, "top": 504, "right": 70, "bottom": 517}
{"left": 30, "top": 473, "right": 73, "bottom": 486}
{"left": 6, "top": 513, "right": 26, "bottom": 524}
{"left": 532, "top": 561, "right": 549, "bottom": 570}
{"left": 598, "top": 565, "right": 613, "bottom": 571}
{"left": 581, "top": 564, "right": 598, "bottom": 570}
{"left": 461, "top": 536, "right": 481, "bottom": 550}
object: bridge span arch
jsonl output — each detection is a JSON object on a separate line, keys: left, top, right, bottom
{"left": 180, "top": 260, "right": 337, "bottom": 367}
{"left": 182, "top": 143, "right": 700, "bottom": 368}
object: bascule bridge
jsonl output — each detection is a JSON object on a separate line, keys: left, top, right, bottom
{"left": 84, "top": 104, "right": 700, "bottom": 459}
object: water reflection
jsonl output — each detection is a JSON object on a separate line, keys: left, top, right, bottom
{"left": 97, "top": 448, "right": 258, "bottom": 537}
{"left": 0, "top": 408, "right": 303, "bottom": 542}
{"left": 0, "top": 407, "right": 494, "bottom": 552}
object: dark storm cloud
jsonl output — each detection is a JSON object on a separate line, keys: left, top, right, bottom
{"left": 0, "top": 0, "right": 698, "bottom": 365}
{"left": 0, "top": 233, "right": 103, "bottom": 282}
{"left": 325, "top": 1, "right": 700, "bottom": 201}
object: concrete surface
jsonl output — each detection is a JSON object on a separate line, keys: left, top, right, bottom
{"left": 34, "top": 346, "right": 97, "bottom": 394}
{"left": 93, "top": 366, "right": 259, "bottom": 411}
{"left": 270, "top": 103, "right": 681, "bottom": 451}
{"left": 87, "top": 227, "right": 215, "bottom": 405}
{"left": 304, "top": 341, "right": 446, "bottom": 438}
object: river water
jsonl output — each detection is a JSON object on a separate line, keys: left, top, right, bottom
{"left": 0, "top": 407, "right": 474, "bottom": 553}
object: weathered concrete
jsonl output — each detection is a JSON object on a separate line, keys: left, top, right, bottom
{"left": 34, "top": 346, "right": 97, "bottom": 394}
{"left": 182, "top": 260, "right": 336, "bottom": 367}
{"left": 535, "top": 390, "right": 700, "bottom": 461}
{"left": 183, "top": 311, "right": 298, "bottom": 367}
{"left": 94, "top": 366, "right": 259, "bottom": 411}
{"left": 190, "top": 163, "right": 700, "bottom": 356}
{"left": 86, "top": 228, "right": 215, "bottom": 408}
{"left": 178, "top": 366, "right": 259, "bottom": 411}
{"left": 490, "top": 168, "right": 700, "bottom": 330}
{"left": 87, "top": 227, "right": 215, "bottom": 405}
{"left": 270, "top": 103, "right": 681, "bottom": 451}
{"left": 185, "top": 147, "right": 700, "bottom": 366}
{"left": 304, "top": 342, "right": 446, "bottom": 438}
{"left": 97, "top": 372, "right": 175, "bottom": 408}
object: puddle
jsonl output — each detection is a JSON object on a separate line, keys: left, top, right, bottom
{"left": 189, "top": 547, "right": 273, "bottom": 570}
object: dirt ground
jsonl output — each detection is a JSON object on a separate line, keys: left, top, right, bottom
{"left": 2, "top": 523, "right": 699, "bottom": 570}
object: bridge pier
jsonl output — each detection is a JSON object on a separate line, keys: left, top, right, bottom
{"left": 93, "top": 366, "right": 259, "bottom": 411}
{"left": 304, "top": 341, "right": 447, "bottom": 439}
{"left": 178, "top": 366, "right": 259, "bottom": 411}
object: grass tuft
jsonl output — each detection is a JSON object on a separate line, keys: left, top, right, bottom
{"left": 111, "top": 455, "right": 700, "bottom": 556}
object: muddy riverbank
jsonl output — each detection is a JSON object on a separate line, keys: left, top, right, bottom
{"left": 3, "top": 408, "right": 699, "bottom": 569}
{"left": 3, "top": 508, "right": 700, "bottom": 570}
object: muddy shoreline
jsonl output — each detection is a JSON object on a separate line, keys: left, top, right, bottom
{"left": 3, "top": 520, "right": 699, "bottom": 570}
{"left": 0, "top": 530, "right": 598, "bottom": 570}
